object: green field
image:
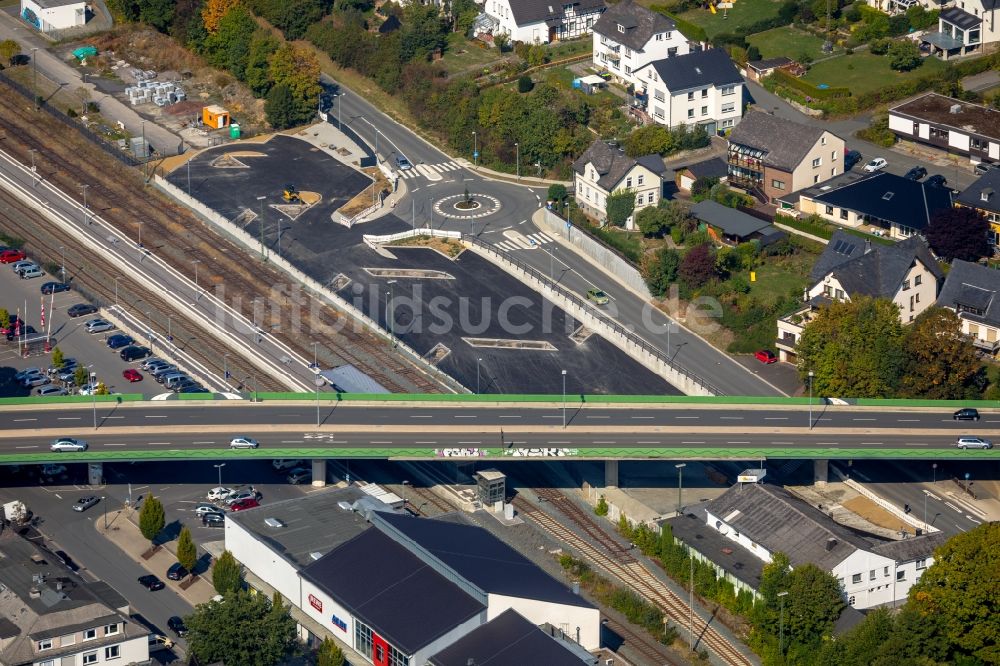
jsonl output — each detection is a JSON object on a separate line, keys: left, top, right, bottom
{"left": 746, "top": 26, "right": 841, "bottom": 62}
{"left": 802, "top": 51, "right": 947, "bottom": 95}
{"left": 671, "top": 0, "right": 787, "bottom": 38}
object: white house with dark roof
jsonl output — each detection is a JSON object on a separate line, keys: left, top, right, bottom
{"left": 679, "top": 482, "right": 947, "bottom": 609}
{"left": 480, "top": 0, "right": 607, "bottom": 44}
{"left": 955, "top": 167, "right": 1000, "bottom": 243}
{"left": 634, "top": 49, "right": 744, "bottom": 133}
{"left": 591, "top": 0, "right": 690, "bottom": 89}
{"left": 572, "top": 139, "right": 665, "bottom": 228}
{"left": 937, "top": 259, "right": 1000, "bottom": 354}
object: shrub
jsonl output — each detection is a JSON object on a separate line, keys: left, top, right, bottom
{"left": 595, "top": 495, "right": 609, "bottom": 516}
{"left": 767, "top": 69, "right": 850, "bottom": 99}
{"left": 888, "top": 40, "right": 922, "bottom": 71}
{"left": 869, "top": 37, "right": 891, "bottom": 55}
{"left": 517, "top": 74, "right": 533, "bottom": 93}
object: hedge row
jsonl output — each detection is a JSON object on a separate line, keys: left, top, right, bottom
{"left": 770, "top": 69, "right": 851, "bottom": 99}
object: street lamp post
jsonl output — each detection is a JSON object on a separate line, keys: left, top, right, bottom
{"left": 515, "top": 142, "right": 520, "bottom": 181}
{"left": 314, "top": 342, "right": 321, "bottom": 427}
{"left": 808, "top": 370, "right": 815, "bottom": 429}
{"left": 59, "top": 246, "right": 65, "bottom": 283}
{"left": 477, "top": 358, "right": 482, "bottom": 395}
{"left": 402, "top": 480, "right": 410, "bottom": 508}
{"left": 337, "top": 92, "right": 344, "bottom": 131}
{"left": 192, "top": 259, "right": 201, "bottom": 292}
{"left": 561, "top": 369, "right": 567, "bottom": 428}
{"left": 675, "top": 463, "right": 686, "bottom": 516}
{"left": 90, "top": 371, "right": 97, "bottom": 429}
{"left": 256, "top": 196, "right": 267, "bottom": 261}
{"left": 778, "top": 591, "right": 789, "bottom": 655}
{"left": 31, "top": 48, "right": 38, "bottom": 110}
{"left": 473, "top": 131, "right": 478, "bottom": 168}
{"left": 167, "top": 314, "right": 173, "bottom": 342}
{"left": 102, "top": 496, "right": 107, "bottom": 529}
{"left": 214, "top": 463, "right": 226, "bottom": 488}
{"left": 114, "top": 277, "right": 121, "bottom": 307}
{"left": 29, "top": 149, "right": 37, "bottom": 188}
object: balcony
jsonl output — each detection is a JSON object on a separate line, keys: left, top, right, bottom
{"left": 967, "top": 333, "right": 1000, "bottom": 353}
{"left": 776, "top": 304, "right": 821, "bottom": 353}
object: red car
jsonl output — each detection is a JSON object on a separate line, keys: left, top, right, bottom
{"left": 754, "top": 350, "right": 777, "bottom": 364}
{"left": 0, "top": 249, "right": 26, "bottom": 264}
{"left": 229, "top": 498, "right": 259, "bottom": 512}
{"left": 123, "top": 368, "right": 143, "bottom": 382}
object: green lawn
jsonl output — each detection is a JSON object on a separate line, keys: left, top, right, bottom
{"left": 438, "top": 33, "right": 504, "bottom": 76}
{"left": 672, "top": 0, "right": 787, "bottom": 38}
{"left": 746, "top": 26, "right": 841, "bottom": 62}
{"left": 802, "top": 51, "right": 947, "bottom": 95}
{"left": 748, "top": 251, "right": 814, "bottom": 305}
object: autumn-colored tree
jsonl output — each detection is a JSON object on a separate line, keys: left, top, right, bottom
{"left": 678, "top": 243, "right": 717, "bottom": 289}
{"left": 267, "top": 43, "right": 322, "bottom": 125}
{"left": 925, "top": 206, "right": 991, "bottom": 262}
{"left": 900, "top": 307, "right": 982, "bottom": 399}
{"left": 0, "top": 39, "right": 21, "bottom": 65}
{"left": 203, "top": 0, "right": 240, "bottom": 33}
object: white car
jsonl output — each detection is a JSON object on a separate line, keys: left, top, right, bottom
{"left": 229, "top": 437, "right": 259, "bottom": 449}
{"left": 50, "top": 438, "right": 87, "bottom": 452}
{"left": 224, "top": 490, "right": 257, "bottom": 505}
{"left": 78, "top": 383, "right": 98, "bottom": 396}
{"left": 207, "top": 487, "right": 234, "bottom": 501}
{"left": 863, "top": 157, "right": 888, "bottom": 173}
{"left": 84, "top": 318, "right": 114, "bottom": 334}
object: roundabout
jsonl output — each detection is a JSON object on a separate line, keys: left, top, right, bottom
{"left": 433, "top": 192, "right": 501, "bottom": 220}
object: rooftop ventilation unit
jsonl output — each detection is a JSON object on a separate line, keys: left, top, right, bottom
{"left": 263, "top": 518, "right": 284, "bottom": 528}
{"left": 950, "top": 104, "right": 962, "bottom": 114}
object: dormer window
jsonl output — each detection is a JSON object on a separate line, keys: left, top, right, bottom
{"left": 617, "top": 23, "right": 624, "bottom": 32}
{"left": 983, "top": 188, "right": 994, "bottom": 202}
{"left": 883, "top": 191, "right": 894, "bottom": 200}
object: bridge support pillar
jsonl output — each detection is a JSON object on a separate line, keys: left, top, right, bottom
{"left": 311, "top": 459, "right": 327, "bottom": 488}
{"left": 605, "top": 460, "right": 619, "bottom": 488}
{"left": 814, "top": 459, "right": 829, "bottom": 486}
{"left": 88, "top": 462, "right": 103, "bottom": 486}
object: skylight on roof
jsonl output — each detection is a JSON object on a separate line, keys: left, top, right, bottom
{"left": 882, "top": 191, "right": 894, "bottom": 200}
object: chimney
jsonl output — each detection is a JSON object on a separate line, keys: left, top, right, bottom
{"left": 864, "top": 238, "right": 872, "bottom": 254}
{"left": 826, "top": 538, "right": 838, "bottom": 551}
{"left": 950, "top": 103, "right": 962, "bottom": 114}
{"left": 56, "top": 581, "right": 63, "bottom": 591}
{"left": 982, "top": 188, "right": 994, "bottom": 202}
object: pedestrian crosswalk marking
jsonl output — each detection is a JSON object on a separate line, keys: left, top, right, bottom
{"left": 396, "top": 161, "right": 463, "bottom": 179}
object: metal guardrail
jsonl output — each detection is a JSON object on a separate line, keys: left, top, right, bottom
{"left": 465, "top": 235, "right": 724, "bottom": 396}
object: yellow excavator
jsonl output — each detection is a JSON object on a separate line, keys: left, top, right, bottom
{"left": 282, "top": 184, "right": 301, "bottom": 203}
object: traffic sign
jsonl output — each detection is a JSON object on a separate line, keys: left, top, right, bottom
{"left": 473, "top": 151, "right": 479, "bottom": 159}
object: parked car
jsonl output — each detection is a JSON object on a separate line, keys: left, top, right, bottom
{"left": 41, "top": 463, "right": 67, "bottom": 477}
{"left": 123, "top": 368, "right": 143, "bottom": 382}
{"left": 230, "top": 437, "right": 259, "bottom": 449}
{"left": 974, "top": 162, "right": 997, "bottom": 176}
{"left": 586, "top": 288, "right": 609, "bottom": 305}
{"left": 272, "top": 459, "right": 305, "bottom": 472}
{"left": 754, "top": 350, "right": 778, "bottom": 364}
{"left": 11, "top": 260, "right": 36, "bottom": 275}
{"left": 138, "top": 575, "right": 165, "bottom": 591}
{"left": 229, "top": 498, "right": 260, "bottom": 512}
{"left": 956, "top": 436, "right": 992, "bottom": 449}
{"left": 395, "top": 154, "right": 413, "bottom": 170}
{"left": 7, "top": 325, "right": 36, "bottom": 341}
{"left": 178, "top": 385, "right": 210, "bottom": 394}
{"left": 863, "top": 157, "right": 888, "bottom": 173}
{"left": 194, "top": 503, "right": 219, "bottom": 516}
{"left": 68, "top": 303, "right": 98, "bottom": 318}
{"left": 106, "top": 334, "right": 134, "bottom": 350}
{"left": 40, "top": 282, "right": 71, "bottom": 294}
{"left": 0, "top": 249, "right": 26, "bottom": 263}
{"left": 72, "top": 496, "right": 100, "bottom": 512}
{"left": 140, "top": 357, "right": 165, "bottom": 370}
{"left": 120, "top": 345, "right": 152, "bottom": 361}
{"left": 225, "top": 490, "right": 257, "bottom": 505}
{"left": 77, "top": 383, "right": 99, "bottom": 396}
{"left": 19, "top": 266, "right": 43, "bottom": 280}
{"left": 84, "top": 318, "right": 114, "bottom": 333}
{"left": 171, "top": 379, "right": 201, "bottom": 392}
{"left": 149, "top": 364, "right": 178, "bottom": 378}
{"left": 953, "top": 408, "right": 980, "bottom": 421}
{"left": 925, "top": 174, "right": 948, "bottom": 188}
{"left": 51, "top": 437, "right": 87, "bottom": 452}
{"left": 844, "top": 149, "right": 863, "bottom": 170}
{"left": 36, "top": 386, "right": 68, "bottom": 397}
{"left": 58, "top": 367, "right": 80, "bottom": 383}
{"left": 157, "top": 372, "right": 186, "bottom": 386}
{"left": 202, "top": 512, "right": 225, "bottom": 527}
{"left": 14, "top": 367, "right": 41, "bottom": 381}
{"left": 166, "top": 563, "right": 188, "bottom": 581}
{"left": 287, "top": 468, "right": 312, "bottom": 485}
{"left": 21, "top": 373, "right": 50, "bottom": 387}
{"left": 904, "top": 166, "right": 928, "bottom": 180}
{"left": 47, "top": 358, "right": 78, "bottom": 375}
{"left": 167, "top": 616, "right": 188, "bottom": 637}
{"left": 207, "top": 486, "right": 234, "bottom": 501}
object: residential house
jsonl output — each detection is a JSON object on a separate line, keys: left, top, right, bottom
{"left": 889, "top": 93, "right": 1000, "bottom": 165}
{"left": 955, "top": 166, "right": 1000, "bottom": 243}
{"left": 0, "top": 530, "right": 151, "bottom": 666}
{"left": 690, "top": 200, "right": 787, "bottom": 246}
{"left": 937, "top": 259, "right": 1000, "bottom": 354}
{"left": 591, "top": 0, "right": 690, "bottom": 90}
{"left": 479, "top": 0, "right": 607, "bottom": 44}
{"left": 745, "top": 56, "right": 793, "bottom": 82}
{"left": 727, "top": 111, "right": 845, "bottom": 203}
{"left": 676, "top": 156, "right": 728, "bottom": 191}
{"left": 573, "top": 139, "right": 665, "bottom": 229}
{"left": 634, "top": 49, "right": 744, "bottom": 133}
{"left": 667, "top": 481, "right": 948, "bottom": 610}
{"left": 791, "top": 171, "right": 953, "bottom": 240}
{"left": 776, "top": 230, "right": 943, "bottom": 362}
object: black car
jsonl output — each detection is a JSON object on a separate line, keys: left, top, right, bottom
{"left": 953, "top": 408, "right": 980, "bottom": 421}
{"left": 845, "top": 150, "right": 863, "bottom": 170}
{"left": 7, "top": 325, "right": 36, "bottom": 341}
{"left": 138, "top": 574, "right": 165, "bottom": 591}
{"left": 167, "top": 616, "right": 188, "bottom": 637}
{"left": 202, "top": 512, "right": 225, "bottom": 527}
{"left": 120, "top": 345, "right": 152, "bottom": 362}
{"left": 166, "top": 562, "right": 189, "bottom": 581}
{"left": 54, "top": 550, "right": 79, "bottom": 572}
{"left": 67, "top": 303, "right": 98, "bottom": 318}
{"left": 904, "top": 166, "right": 928, "bottom": 180}
{"left": 925, "top": 174, "right": 948, "bottom": 188}
{"left": 40, "top": 282, "right": 71, "bottom": 295}
{"left": 106, "top": 334, "right": 134, "bottom": 350}
{"left": 974, "top": 162, "right": 997, "bottom": 176}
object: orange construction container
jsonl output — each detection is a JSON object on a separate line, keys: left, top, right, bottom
{"left": 202, "top": 105, "right": 230, "bottom": 129}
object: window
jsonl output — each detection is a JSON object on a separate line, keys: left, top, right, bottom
{"left": 654, "top": 89, "right": 665, "bottom": 102}
{"left": 617, "top": 23, "right": 624, "bottom": 32}
{"left": 647, "top": 191, "right": 655, "bottom": 204}
{"left": 916, "top": 293, "right": 920, "bottom": 303}
{"left": 812, "top": 157, "right": 822, "bottom": 168}
{"left": 61, "top": 634, "right": 76, "bottom": 647}
{"left": 655, "top": 32, "right": 663, "bottom": 40}
{"left": 884, "top": 566, "right": 890, "bottom": 576}
{"left": 355, "top": 621, "right": 373, "bottom": 658}
{"left": 625, "top": 65, "right": 632, "bottom": 75}
{"left": 814, "top": 175, "right": 820, "bottom": 183}
{"left": 836, "top": 288, "right": 845, "bottom": 300}
{"left": 636, "top": 194, "right": 644, "bottom": 206}
{"left": 870, "top": 570, "right": 877, "bottom": 581}
{"left": 721, "top": 85, "right": 735, "bottom": 96}
{"left": 832, "top": 151, "right": 838, "bottom": 161}
{"left": 771, "top": 179, "right": 785, "bottom": 190}
{"left": 721, "top": 118, "right": 734, "bottom": 128}
{"left": 654, "top": 106, "right": 665, "bottom": 119}
{"left": 83, "top": 653, "right": 98, "bottom": 665}
{"left": 701, "top": 106, "right": 708, "bottom": 116}
{"left": 832, "top": 168, "right": 836, "bottom": 177}
{"left": 897, "top": 570, "right": 906, "bottom": 582}
{"left": 105, "top": 624, "right": 119, "bottom": 636}
{"left": 722, "top": 102, "right": 735, "bottom": 113}
{"left": 389, "top": 644, "right": 409, "bottom": 666}
{"left": 84, "top": 629, "right": 97, "bottom": 641}
{"left": 825, "top": 205, "right": 834, "bottom": 215}
{"left": 916, "top": 559, "right": 927, "bottom": 570}
{"left": 688, "top": 109, "right": 694, "bottom": 118}
{"left": 37, "top": 639, "right": 53, "bottom": 651}
{"left": 915, "top": 275, "right": 922, "bottom": 286}
{"left": 637, "top": 174, "right": 644, "bottom": 186}
{"left": 38, "top": 661, "right": 54, "bottom": 666}
{"left": 624, "top": 47, "right": 632, "bottom": 57}
{"left": 852, "top": 573, "right": 862, "bottom": 584}
{"left": 903, "top": 279, "right": 910, "bottom": 290}
{"left": 106, "top": 645, "right": 121, "bottom": 660}
{"left": 376, "top": 646, "right": 385, "bottom": 661}
{"left": 821, "top": 136, "right": 827, "bottom": 145}
{"left": 687, "top": 91, "right": 695, "bottom": 101}
{"left": 626, "top": 177, "right": 632, "bottom": 188}
{"left": 668, "top": 46, "right": 678, "bottom": 57}
{"left": 702, "top": 88, "right": 708, "bottom": 98}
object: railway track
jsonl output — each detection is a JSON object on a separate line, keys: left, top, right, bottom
{"left": 513, "top": 492, "right": 753, "bottom": 666}
{"left": 0, "top": 81, "right": 443, "bottom": 394}
{"left": 603, "top": 618, "right": 685, "bottom": 666}
{"left": 405, "top": 485, "right": 454, "bottom": 515}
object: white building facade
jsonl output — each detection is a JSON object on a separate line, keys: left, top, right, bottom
{"left": 591, "top": 0, "right": 690, "bottom": 89}
{"left": 19, "top": 0, "right": 86, "bottom": 32}
{"left": 482, "top": 0, "right": 606, "bottom": 44}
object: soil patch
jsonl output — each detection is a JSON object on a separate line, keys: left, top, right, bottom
{"left": 842, "top": 495, "right": 916, "bottom": 536}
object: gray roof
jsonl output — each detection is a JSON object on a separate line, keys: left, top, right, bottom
{"left": 809, "top": 229, "right": 868, "bottom": 282}
{"left": 428, "top": 609, "right": 591, "bottom": 666}
{"left": 643, "top": 48, "right": 743, "bottom": 92}
{"left": 301, "top": 529, "right": 485, "bottom": 655}
{"left": 871, "top": 531, "right": 950, "bottom": 562}
{"left": 728, "top": 111, "right": 833, "bottom": 172}
{"left": 691, "top": 200, "right": 770, "bottom": 238}
{"left": 748, "top": 56, "right": 792, "bottom": 72}
{"left": 573, "top": 139, "right": 663, "bottom": 190}
{"left": 940, "top": 6, "right": 981, "bottom": 28}
{"left": 592, "top": 0, "right": 675, "bottom": 51}
{"left": 812, "top": 231, "right": 943, "bottom": 299}
{"left": 955, "top": 168, "right": 1000, "bottom": 215}
{"left": 664, "top": 505, "right": 765, "bottom": 591}
{"left": 319, "top": 364, "right": 390, "bottom": 394}
{"left": 705, "top": 483, "right": 881, "bottom": 572}
{"left": 809, "top": 172, "right": 953, "bottom": 232}
{"left": 685, "top": 157, "right": 729, "bottom": 180}
{"left": 505, "top": 0, "right": 607, "bottom": 26}
{"left": 224, "top": 486, "right": 371, "bottom": 568}
{"left": 937, "top": 259, "right": 1000, "bottom": 327}
{"left": 32, "top": 0, "right": 85, "bottom": 8}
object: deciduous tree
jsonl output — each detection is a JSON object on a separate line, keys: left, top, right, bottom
{"left": 678, "top": 243, "right": 717, "bottom": 288}
{"left": 202, "top": 0, "right": 239, "bottom": 33}
{"left": 642, "top": 247, "right": 681, "bottom": 297}
{"left": 176, "top": 526, "right": 197, "bottom": 574}
{"left": 212, "top": 550, "right": 243, "bottom": 595}
{"left": 816, "top": 608, "right": 895, "bottom": 666}
{"left": 925, "top": 207, "right": 991, "bottom": 262}
{"left": 203, "top": 5, "right": 257, "bottom": 80}
{"left": 0, "top": 39, "right": 20, "bottom": 65}
{"left": 245, "top": 32, "right": 280, "bottom": 97}
{"left": 317, "top": 637, "right": 345, "bottom": 666}
{"left": 624, "top": 125, "right": 674, "bottom": 157}
{"left": 264, "top": 83, "right": 296, "bottom": 129}
{"left": 900, "top": 307, "right": 981, "bottom": 398}
{"left": 887, "top": 39, "right": 922, "bottom": 71}
{"left": 268, "top": 43, "right": 322, "bottom": 125}
{"left": 186, "top": 590, "right": 296, "bottom": 666}
{"left": 138, "top": 495, "right": 165, "bottom": 543}
{"left": 605, "top": 189, "right": 636, "bottom": 228}
{"left": 796, "top": 296, "right": 906, "bottom": 398}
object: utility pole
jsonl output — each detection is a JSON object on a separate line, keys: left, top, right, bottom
{"left": 256, "top": 196, "right": 267, "bottom": 261}
{"left": 31, "top": 48, "right": 38, "bottom": 110}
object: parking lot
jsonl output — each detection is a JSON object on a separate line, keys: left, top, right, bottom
{"left": 0, "top": 249, "right": 178, "bottom": 398}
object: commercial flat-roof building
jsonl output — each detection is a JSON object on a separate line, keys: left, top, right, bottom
{"left": 889, "top": 93, "right": 1000, "bottom": 165}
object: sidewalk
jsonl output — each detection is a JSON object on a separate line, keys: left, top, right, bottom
{"left": 455, "top": 157, "right": 572, "bottom": 187}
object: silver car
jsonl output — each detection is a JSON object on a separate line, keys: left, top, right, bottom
{"left": 956, "top": 437, "right": 992, "bottom": 450}
{"left": 229, "top": 437, "right": 259, "bottom": 449}
{"left": 50, "top": 438, "right": 88, "bottom": 452}
{"left": 84, "top": 318, "right": 114, "bottom": 334}
{"left": 36, "top": 386, "right": 68, "bottom": 397}
{"left": 22, "top": 374, "right": 51, "bottom": 388}
{"left": 73, "top": 496, "right": 100, "bottom": 512}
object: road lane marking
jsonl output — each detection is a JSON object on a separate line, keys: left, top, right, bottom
{"left": 104, "top": 443, "right": 126, "bottom": 447}
{"left": 586, "top": 416, "right": 610, "bottom": 419}
{"left": 720, "top": 416, "right": 743, "bottom": 420}
{"left": 279, "top": 440, "right": 302, "bottom": 444}
{"left": 415, "top": 441, "right": 437, "bottom": 445}
{"left": 193, "top": 441, "right": 216, "bottom": 444}
{"left": 547, "top": 441, "right": 572, "bottom": 444}
{"left": 897, "top": 419, "right": 920, "bottom": 422}
{"left": 944, "top": 502, "right": 962, "bottom": 513}
{"left": 458, "top": 441, "right": 481, "bottom": 444}
{"left": 104, "top": 416, "right": 124, "bottom": 419}
{"left": 860, "top": 442, "right": 883, "bottom": 445}
{"left": 57, "top": 417, "right": 80, "bottom": 420}
{"left": 764, "top": 417, "right": 788, "bottom": 421}
{"left": 681, "top": 441, "right": 704, "bottom": 444}
{"left": 905, "top": 442, "right": 929, "bottom": 446}
{"left": 967, "top": 516, "right": 982, "bottom": 524}
{"left": 593, "top": 441, "right": 616, "bottom": 444}
{"left": 631, "top": 416, "right": 654, "bottom": 420}
{"left": 675, "top": 416, "right": 699, "bottom": 419}
{"left": 499, "top": 415, "right": 521, "bottom": 419}
{"left": 410, "top": 415, "right": 432, "bottom": 418}
{"left": 853, "top": 418, "right": 876, "bottom": 421}
{"left": 13, "top": 418, "right": 36, "bottom": 422}
{"left": 727, "top": 441, "right": 750, "bottom": 444}
{"left": 816, "top": 442, "right": 837, "bottom": 445}
{"left": 15, "top": 445, "right": 38, "bottom": 449}
{"left": 637, "top": 441, "right": 660, "bottom": 444}
{"left": 145, "top": 415, "right": 167, "bottom": 419}
{"left": 454, "top": 416, "right": 477, "bottom": 419}
{"left": 772, "top": 441, "right": 794, "bottom": 445}
{"left": 542, "top": 415, "right": 561, "bottom": 418}
{"left": 148, "top": 442, "right": 172, "bottom": 445}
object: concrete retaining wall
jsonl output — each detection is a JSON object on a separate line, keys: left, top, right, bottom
{"left": 536, "top": 208, "right": 653, "bottom": 299}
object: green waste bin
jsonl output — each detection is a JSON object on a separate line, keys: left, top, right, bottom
{"left": 229, "top": 123, "right": 241, "bottom": 139}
